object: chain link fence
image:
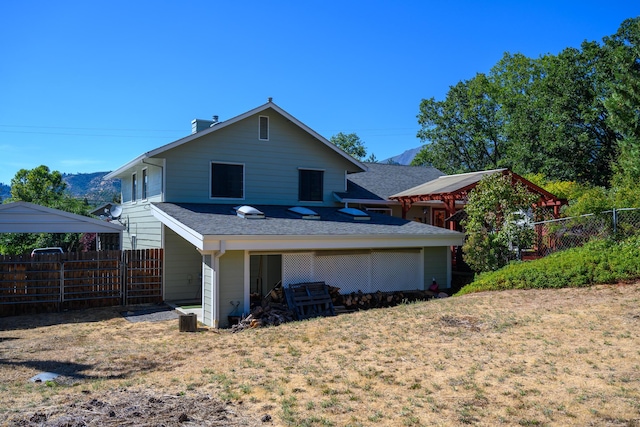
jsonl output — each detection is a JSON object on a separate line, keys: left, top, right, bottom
{"left": 528, "top": 208, "right": 640, "bottom": 257}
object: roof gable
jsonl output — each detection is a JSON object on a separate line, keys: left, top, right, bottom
{"left": 106, "top": 101, "right": 366, "bottom": 179}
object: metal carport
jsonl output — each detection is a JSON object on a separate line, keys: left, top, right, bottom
{"left": 0, "top": 201, "right": 124, "bottom": 236}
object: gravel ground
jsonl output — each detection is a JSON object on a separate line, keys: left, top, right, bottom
{"left": 120, "top": 305, "right": 180, "bottom": 323}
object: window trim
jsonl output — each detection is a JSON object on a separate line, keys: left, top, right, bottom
{"left": 259, "top": 115, "right": 269, "bottom": 141}
{"left": 298, "top": 168, "right": 324, "bottom": 202}
{"left": 141, "top": 168, "right": 148, "bottom": 200}
{"left": 131, "top": 172, "right": 137, "bottom": 203}
{"left": 210, "top": 161, "right": 245, "bottom": 200}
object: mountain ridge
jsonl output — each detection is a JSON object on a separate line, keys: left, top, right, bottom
{"left": 0, "top": 172, "right": 120, "bottom": 205}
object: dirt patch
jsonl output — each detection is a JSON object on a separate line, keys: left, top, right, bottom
{"left": 5, "top": 390, "right": 260, "bottom": 426}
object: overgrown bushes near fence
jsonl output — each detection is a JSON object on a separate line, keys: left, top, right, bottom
{"left": 458, "top": 234, "right": 640, "bottom": 295}
{"left": 532, "top": 208, "right": 640, "bottom": 256}
{"left": 0, "top": 249, "right": 163, "bottom": 316}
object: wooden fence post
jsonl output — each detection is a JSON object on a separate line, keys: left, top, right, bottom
{"left": 121, "top": 250, "right": 127, "bottom": 306}
{"left": 59, "top": 262, "right": 65, "bottom": 309}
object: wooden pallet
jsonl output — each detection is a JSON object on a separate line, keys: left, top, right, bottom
{"left": 284, "top": 281, "right": 335, "bottom": 320}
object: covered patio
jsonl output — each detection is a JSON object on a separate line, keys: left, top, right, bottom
{"left": 389, "top": 169, "right": 566, "bottom": 230}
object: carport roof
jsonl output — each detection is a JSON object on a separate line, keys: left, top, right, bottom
{"left": 0, "top": 201, "right": 125, "bottom": 233}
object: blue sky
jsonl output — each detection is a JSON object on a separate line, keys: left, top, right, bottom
{"left": 0, "top": 1, "right": 637, "bottom": 186}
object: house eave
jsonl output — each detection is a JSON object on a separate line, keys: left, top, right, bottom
{"left": 336, "top": 197, "right": 401, "bottom": 206}
{"left": 151, "top": 205, "right": 204, "bottom": 248}
{"left": 200, "top": 233, "right": 464, "bottom": 252}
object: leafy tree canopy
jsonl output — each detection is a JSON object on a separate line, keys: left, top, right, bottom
{"left": 10, "top": 165, "right": 66, "bottom": 205}
{"left": 330, "top": 132, "right": 376, "bottom": 162}
{"left": 413, "top": 73, "right": 505, "bottom": 174}
{"left": 412, "top": 17, "right": 640, "bottom": 190}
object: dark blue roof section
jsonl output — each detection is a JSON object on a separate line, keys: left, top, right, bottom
{"left": 336, "top": 162, "right": 445, "bottom": 201}
{"left": 153, "top": 203, "right": 462, "bottom": 237}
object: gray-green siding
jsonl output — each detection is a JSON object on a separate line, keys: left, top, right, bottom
{"left": 203, "top": 255, "right": 213, "bottom": 324}
{"left": 157, "top": 110, "right": 356, "bottom": 206}
{"left": 119, "top": 196, "right": 162, "bottom": 250}
{"left": 218, "top": 250, "right": 245, "bottom": 328}
{"left": 163, "top": 226, "right": 202, "bottom": 301}
{"left": 423, "top": 246, "right": 450, "bottom": 288}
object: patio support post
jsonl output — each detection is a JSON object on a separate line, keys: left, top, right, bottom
{"left": 444, "top": 198, "right": 456, "bottom": 231}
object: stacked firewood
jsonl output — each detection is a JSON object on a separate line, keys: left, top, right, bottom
{"left": 335, "top": 289, "right": 439, "bottom": 310}
{"left": 232, "top": 285, "right": 443, "bottom": 331}
{"left": 230, "top": 302, "right": 295, "bottom": 332}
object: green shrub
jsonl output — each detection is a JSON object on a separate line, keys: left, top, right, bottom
{"left": 457, "top": 235, "right": 640, "bottom": 295}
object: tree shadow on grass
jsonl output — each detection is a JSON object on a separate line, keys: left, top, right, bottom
{"left": 0, "top": 304, "right": 169, "bottom": 332}
{"left": 0, "top": 357, "right": 162, "bottom": 382}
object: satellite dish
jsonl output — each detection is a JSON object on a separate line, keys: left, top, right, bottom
{"left": 109, "top": 205, "right": 123, "bottom": 219}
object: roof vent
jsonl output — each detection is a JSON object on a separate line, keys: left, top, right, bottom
{"left": 288, "top": 206, "right": 320, "bottom": 219}
{"left": 235, "top": 205, "right": 265, "bottom": 219}
{"left": 338, "top": 207, "right": 370, "bottom": 221}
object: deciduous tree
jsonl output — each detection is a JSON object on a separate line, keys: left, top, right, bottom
{"left": 462, "top": 174, "right": 537, "bottom": 272}
{"left": 412, "top": 73, "right": 505, "bottom": 173}
{"left": 330, "top": 132, "right": 368, "bottom": 161}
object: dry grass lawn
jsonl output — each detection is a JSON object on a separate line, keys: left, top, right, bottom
{"left": 1, "top": 282, "right": 640, "bottom": 426}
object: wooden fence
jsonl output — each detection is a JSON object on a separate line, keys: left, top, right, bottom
{"left": 0, "top": 249, "right": 163, "bottom": 317}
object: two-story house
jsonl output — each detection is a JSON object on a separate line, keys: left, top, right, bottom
{"left": 105, "top": 100, "right": 464, "bottom": 327}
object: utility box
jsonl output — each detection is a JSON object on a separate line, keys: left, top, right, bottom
{"left": 179, "top": 313, "right": 197, "bottom": 332}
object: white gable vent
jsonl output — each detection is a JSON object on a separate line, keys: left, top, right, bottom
{"left": 338, "top": 207, "right": 370, "bottom": 221}
{"left": 235, "top": 205, "right": 265, "bottom": 219}
{"left": 288, "top": 206, "right": 320, "bottom": 219}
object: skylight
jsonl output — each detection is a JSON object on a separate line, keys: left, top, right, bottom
{"left": 288, "top": 206, "right": 320, "bottom": 219}
{"left": 338, "top": 207, "right": 370, "bottom": 221}
{"left": 235, "top": 205, "right": 265, "bottom": 219}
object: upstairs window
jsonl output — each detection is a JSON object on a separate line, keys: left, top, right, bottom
{"left": 131, "top": 172, "right": 137, "bottom": 202}
{"left": 259, "top": 116, "right": 269, "bottom": 140}
{"left": 299, "top": 169, "right": 324, "bottom": 202}
{"left": 142, "top": 168, "right": 148, "bottom": 200}
{"left": 211, "top": 162, "right": 244, "bottom": 199}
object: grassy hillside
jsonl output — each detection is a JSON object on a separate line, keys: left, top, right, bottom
{"left": 457, "top": 235, "right": 640, "bottom": 295}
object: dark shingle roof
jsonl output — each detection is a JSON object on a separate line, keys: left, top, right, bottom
{"left": 153, "top": 203, "right": 463, "bottom": 238}
{"left": 336, "top": 163, "right": 445, "bottom": 201}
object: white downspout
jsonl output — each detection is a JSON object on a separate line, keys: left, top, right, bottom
{"left": 213, "top": 240, "right": 226, "bottom": 329}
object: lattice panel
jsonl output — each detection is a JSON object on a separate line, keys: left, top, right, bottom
{"left": 371, "top": 251, "right": 422, "bottom": 292}
{"left": 282, "top": 253, "right": 314, "bottom": 285}
{"left": 314, "top": 253, "right": 371, "bottom": 294}
{"left": 283, "top": 250, "right": 424, "bottom": 295}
